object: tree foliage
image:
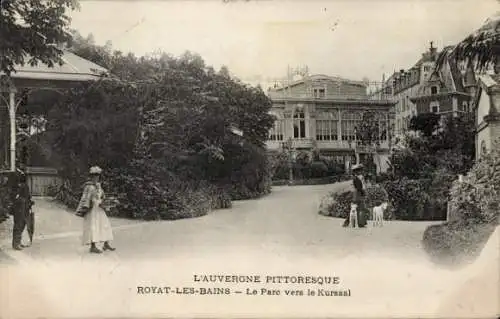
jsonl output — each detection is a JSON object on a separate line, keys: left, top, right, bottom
{"left": 43, "top": 31, "right": 275, "bottom": 219}
{"left": 435, "top": 13, "right": 499, "bottom": 73}
{"left": 0, "top": 0, "right": 79, "bottom": 75}
{"left": 391, "top": 114, "right": 475, "bottom": 179}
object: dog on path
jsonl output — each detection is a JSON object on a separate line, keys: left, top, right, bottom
{"left": 372, "top": 202, "right": 388, "bottom": 227}
{"left": 349, "top": 203, "right": 359, "bottom": 228}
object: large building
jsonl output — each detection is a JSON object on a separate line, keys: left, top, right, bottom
{"left": 410, "top": 52, "right": 476, "bottom": 120}
{"left": 266, "top": 74, "right": 396, "bottom": 173}
{"left": 373, "top": 42, "right": 476, "bottom": 141}
{"left": 385, "top": 43, "right": 438, "bottom": 137}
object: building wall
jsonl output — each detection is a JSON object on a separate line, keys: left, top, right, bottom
{"left": 415, "top": 96, "right": 454, "bottom": 114}
{"left": 266, "top": 101, "right": 392, "bottom": 172}
{"left": 477, "top": 90, "right": 491, "bottom": 127}
{"left": 475, "top": 87, "right": 500, "bottom": 160}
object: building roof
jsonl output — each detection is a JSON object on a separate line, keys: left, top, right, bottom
{"left": 271, "top": 74, "right": 366, "bottom": 91}
{"left": 3, "top": 50, "right": 108, "bottom": 82}
{"left": 478, "top": 73, "right": 500, "bottom": 89}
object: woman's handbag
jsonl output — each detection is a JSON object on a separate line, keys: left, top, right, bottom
{"left": 76, "top": 201, "right": 93, "bottom": 217}
{"left": 76, "top": 206, "right": 89, "bottom": 217}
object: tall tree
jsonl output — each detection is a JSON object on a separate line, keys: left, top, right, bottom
{"left": 0, "top": 0, "right": 79, "bottom": 76}
{"left": 436, "top": 13, "right": 499, "bottom": 74}
{"left": 356, "top": 110, "right": 382, "bottom": 174}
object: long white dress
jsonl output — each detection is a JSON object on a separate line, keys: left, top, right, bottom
{"left": 77, "top": 181, "right": 114, "bottom": 245}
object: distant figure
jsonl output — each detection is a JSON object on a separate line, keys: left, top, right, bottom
{"left": 12, "top": 166, "right": 34, "bottom": 250}
{"left": 76, "top": 166, "right": 115, "bottom": 254}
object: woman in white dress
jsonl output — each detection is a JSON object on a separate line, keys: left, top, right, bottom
{"left": 76, "top": 166, "right": 115, "bottom": 253}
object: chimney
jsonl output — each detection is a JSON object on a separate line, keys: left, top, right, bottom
{"left": 429, "top": 41, "right": 437, "bottom": 60}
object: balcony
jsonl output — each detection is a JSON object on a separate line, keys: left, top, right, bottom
{"left": 290, "top": 138, "right": 314, "bottom": 149}
{"left": 266, "top": 139, "right": 390, "bottom": 151}
{"left": 316, "top": 140, "right": 390, "bottom": 151}
{"left": 266, "top": 138, "right": 314, "bottom": 150}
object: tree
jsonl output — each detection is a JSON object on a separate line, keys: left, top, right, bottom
{"left": 390, "top": 114, "right": 475, "bottom": 179}
{"left": 409, "top": 113, "right": 441, "bottom": 138}
{"left": 45, "top": 35, "right": 275, "bottom": 217}
{"left": 0, "top": 0, "right": 79, "bottom": 76}
{"left": 436, "top": 13, "right": 499, "bottom": 74}
{"left": 356, "top": 110, "right": 382, "bottom": 175}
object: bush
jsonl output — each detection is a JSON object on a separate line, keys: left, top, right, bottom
{"left": 422, "top": 139, "right": 500, "bottom": 266}
{"left": 308, "top": 161, "right": 329, "bottom": 179}
{"left": 422, "top": 220, "right": 496, "bottom": 267}
{"left": 318, "top": 184, "right": 393, "bottom": 219}
{"left": 383, "top": 178, "right": 447, "bottom": 221}
{"left": 447, "top": 141, "right": 500, "bottom": 225}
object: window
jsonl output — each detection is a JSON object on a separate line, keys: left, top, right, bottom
{"left": 379, "top": 117, "right": 388, "bottom": 141}
{"left": 401, "top": 98, "right": 406, "bottom": 112}
{"left": 431, "top": 86, "right": 438, "bottom": 95}
{"left": 424, "top": 66, "right": 430, "bottom": 72}
{"left": 293, "top": 109, "right": 306, "bottom": 139}
{"left": 268, "top": 113, "right": 284, "bottom": 141}
{"left": 316, "top": 111, "right": 338, "bottom": 141}
{"left": 313, "top": 88, "right": 326, "bottom": 98}
{"left": 341, "top": 112, "right": 361, "bottom": 141}
{"left": 462, "top": 101, "right": 470, "bottom": 112}
{"left": 481, "top": 140, "right": 487, "bottom": 156}
{"left": 430, "top": 101, "right": 440, "bottom": 113}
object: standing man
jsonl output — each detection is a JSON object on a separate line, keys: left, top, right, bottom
{"left": 352, "top": 164, "right": 368, "bottom": 228}
{"left": 343, "top": 164, "right": 368, "bottom": 228}
{"left": 12, "top": 164, "right": 33, "bottom": 250}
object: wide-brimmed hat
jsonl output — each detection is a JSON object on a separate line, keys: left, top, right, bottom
{"left": 351, "top": 164, "right": 364, "bottom": 171}
{"left": 89, "top": 166, "right": 103, "bottom": 175}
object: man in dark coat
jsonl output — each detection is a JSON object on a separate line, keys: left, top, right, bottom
{"left": 343, "top": 164, "right": 368, "bottom": 228}
{"left": 12, "top": 166, "right": 33, "bottom": 250}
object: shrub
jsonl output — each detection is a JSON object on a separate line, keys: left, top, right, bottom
{"left": 318, "top": 184, "right": 393, "bottom": 219}
{"left": 448, "top": 140, "right": 500, "bottom": 225}
{"left": 383, "top": 178, "right": 447, "bottom": 220}
{"left": 323, "top": 190, "right": 353, "bottom": 218}
{"left": 422, "top": 139, "right": 500, "bottom": 266}
{"left": 422, "top": 220, "right": 496, "bottom": 267}
{"left": 308, "top": 161, "right": 329, "bottom": 178}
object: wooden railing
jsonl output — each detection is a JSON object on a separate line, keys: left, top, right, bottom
{"left": 25, "top": 166, "right": 62, "bottom": 197}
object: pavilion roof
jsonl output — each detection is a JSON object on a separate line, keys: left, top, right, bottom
{"left": 4, "top": 50, "right": 108, "bottom": 82}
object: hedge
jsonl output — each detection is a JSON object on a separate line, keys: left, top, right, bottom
{"left": 272, "top": 174, "right": 351, "bottom": 186}
{"left": 318, "top": 184, "right": 395, "bottom": 220}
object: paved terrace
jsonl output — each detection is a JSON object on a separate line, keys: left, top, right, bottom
{"left": 0, "top": 182, "right": 497, "bottom": 318}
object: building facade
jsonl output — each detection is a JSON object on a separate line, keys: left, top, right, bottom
{"left": 410, "top": 53, "right": 476, "bottom": 120}
{"left": 474, "top": 73, "right": 500, "bottom": 160}
{"left": 388, "top": 43, "right": 438, "bottom": 137}
{"left": 266, "top": 74, "right": 396, "bottom": 173}
{"left": 373, "top": 42, "right": 477, "bottom": 143}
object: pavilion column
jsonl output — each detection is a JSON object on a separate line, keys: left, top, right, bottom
{"left": 8, "top": 90, "right": 16, "bottom": 171}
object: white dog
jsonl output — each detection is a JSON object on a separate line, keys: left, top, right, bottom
{"left": 372, "top": 202, "right": 388, "bottom": 227}
{"left": 349, "top": 203, "right": 359, "bottom": 228}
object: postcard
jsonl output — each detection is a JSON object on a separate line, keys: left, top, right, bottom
{"left": 0, "top": 0, "right": 499, "bottom": 318}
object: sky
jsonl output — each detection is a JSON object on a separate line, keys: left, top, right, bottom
{"left": 69, "top": 0, "right": 499, "bottom": 86}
